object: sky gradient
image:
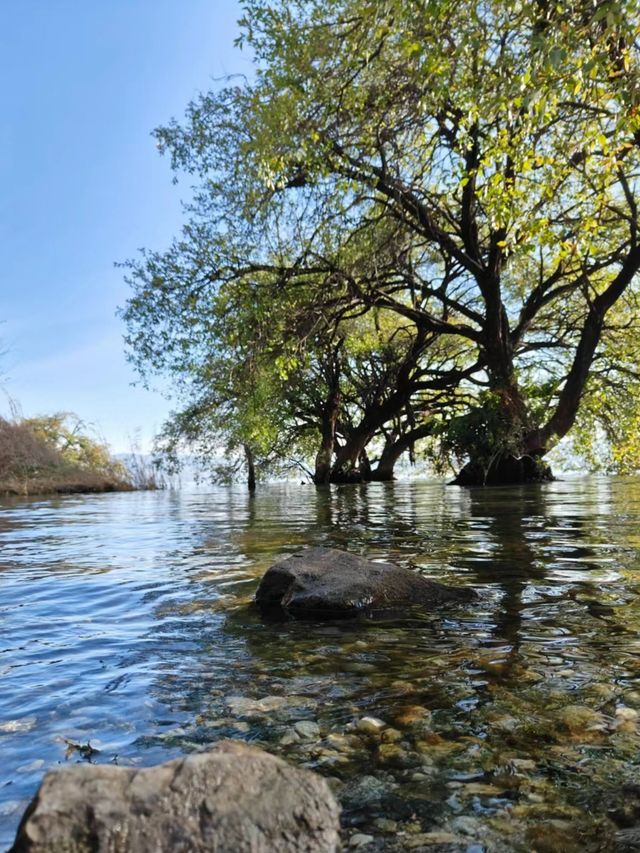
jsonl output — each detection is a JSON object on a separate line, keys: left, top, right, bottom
{"left": 1, "top": 1, "right": 247, "bottom": 451}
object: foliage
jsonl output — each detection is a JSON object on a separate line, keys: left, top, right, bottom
{"left": 0, "top": 412, "right": 151, "bottom": 495}
{"left": 441, "top": 391, "right": 527, "bottom": 475}
{"left": 24, "top": 413, "right": 124, "bottom": 473}
{"left": 123, "top": 0, "right": 640, "bottom": 481}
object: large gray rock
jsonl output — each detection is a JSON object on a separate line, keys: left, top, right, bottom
{"left": 255, "top": 547, "right": 475, "bottom": 617}
{"left": 10, "top": 741, "right": 341, "bottom": 853}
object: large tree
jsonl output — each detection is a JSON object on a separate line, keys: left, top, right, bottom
{"left": 124, "top": 0, "right": 640, "bottom": 484}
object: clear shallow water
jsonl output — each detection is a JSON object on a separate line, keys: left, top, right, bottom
{"left": 1, "top": 478, "right": 640, "bottom": 850}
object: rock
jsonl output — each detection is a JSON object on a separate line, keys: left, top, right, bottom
{"left": 349, "top": 834, "right": 375, "bottom": 848}
{"left": 509, "top": 758, "right": 536, "bottom": 772}
{"left": 255, "top": 547, "right": 475, "bottom": 617}
{"left": 614, "top": 706, "right": 639, "bottom": 732}
{"left": 341, "top": 775, "right": 390, "bottom": 809}
{"left": 616, "top": 826, "right": 640, "bottom": 851}
{"left": 392, "top": 704, "right": 432, "bottom": 729}
{"left": 373, "top": 818, "right": 398, "bottom": 833}
{"left": 294, "top": 720, "right": 321, "bottom": 740}
{"left": 406, "top": 832, "right": 464, "bottom": 847}
{"left": 10, "top": 740, "right": 341, "bottom": 853}
{"left": 381, "top": 727, "right": 403, "bottom": 743}
{"left": 450, "top": 815, "right": 482, "bottom": 836}
{"left": 557, "top": 704, "right": 606, "bottom": 734}
{"left": 280, "top": 728, "right": 301, "bottom": 745}
{"left": 356, "top": 716, "right": 386, "bottom": 735}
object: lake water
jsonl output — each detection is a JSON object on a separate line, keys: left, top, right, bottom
{"left": 1, "top": 478, "right": 640, "bottom": 851}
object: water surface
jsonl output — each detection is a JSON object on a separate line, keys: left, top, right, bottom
{"left": 1, "top": 478, "right": 640, "bottom": 851}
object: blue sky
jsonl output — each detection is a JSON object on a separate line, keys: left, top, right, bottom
{"left": 1, "top": 1, "right": 248, "bottom": 452}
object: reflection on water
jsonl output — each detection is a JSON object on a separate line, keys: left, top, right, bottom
{"left": 1, "top": 479, "right": 640, "bottom": 850}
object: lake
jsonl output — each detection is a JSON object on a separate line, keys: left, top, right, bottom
{"left": 1, "top": 478, "right": 640, "bottom": 851}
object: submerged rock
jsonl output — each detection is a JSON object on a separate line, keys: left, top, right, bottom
{"left": 10, "top": 741, "right": 340, "bottom": 853}
{"left": 255, "top": 547, "right": 475, "bottom": 618}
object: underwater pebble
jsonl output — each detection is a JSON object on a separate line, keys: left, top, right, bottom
{"left": 0, "top": 800, "right": 24, "bottom": 816}
{"left": 510, "top": 758, "right": 536, "bottom": 771}
{"left": 293, "top": 720, "right": 320, "bottom": 740}
{"left": 519, "top": 669, "right": 544, "bottom": 683}
{"left": 349, "top": 833, "right": 375, "bottom": 848}
{"left": 488, "top": 715, "right": 519, "bottom": 733}
{"left": 16, "top": 759, "right": 45, "bottom": 774}
{"left": 0, "top": 717, "right": 36, "bottom": 733}
{"left": 589, "top": 682, "right": 616, "bottom": 699}
{"left": 614, "top": 706, "right": 639, "bottom": 732}
{"left": 390, "top": 680, "right": 416, "bottom": 694}
{"left": 558, "top": 705, "right": 606, "bottom": 733}
{"left": 406, "top": 832, "right": 464, "bottom": 847}
{"left": 373, "top": 818, "right": 398, "bottom": 833}
{"left": 393, "top": 705, "right": 431, "bottom": 728}
{"left": 463, "top": 782, "right": 506, "bottom": 796}
{"left": 324, "top": 732, "right": 361, "bottom": 752}
{"left": 450, "top": 815, "right": 482, "bottom": 836}
{"left": 380, "top": 727, "right": 403, "bottom": 743}
{"left": 341, "top": 775, "right": 390, "bottom": 808}
{"left": 356, "top": 716, "right": 386, "bottom": 735}
{"left": 280, "top": 729, "right": 301, "bottom": 746}
{"left": 377, "top": 743, "right": 410, "bottom": 767}
{"left": 410, "top": 770, "right": 433, "bottom": 781}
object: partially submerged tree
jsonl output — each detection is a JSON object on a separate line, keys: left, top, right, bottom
{"left": 124, "top": 0, "right": 640, "bottom": 484}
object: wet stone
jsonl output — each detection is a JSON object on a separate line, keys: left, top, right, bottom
{"left": 341, "top": 775, "right": 391, "bottom": 809}
{"left": 255, "top": 546, "right": 475, "bottom": 617}
{"left": 349, "top": 833, "right": 375, "bottom": 848}
{"left": 294, "top": 720, "right": 321, "bottom": 740}
{"left": 357, "top": 717, "right": 386, "bottom": 736}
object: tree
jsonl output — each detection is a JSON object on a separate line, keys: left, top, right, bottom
{"left": 124, "top": 0, "right": 640, "bottom": 484}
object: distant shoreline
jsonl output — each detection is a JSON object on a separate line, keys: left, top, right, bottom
{"left": 0, "top": 472, "right": 138, "bottom": 497}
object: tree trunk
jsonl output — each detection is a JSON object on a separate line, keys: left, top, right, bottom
{"left": 244, "top": 444, "right": 256, "bottom": 492}
{"left": 370, "top": 423, "right": 435, "bottom": 481}
{"left": 329, "top": 429, "right": 371, "bottom": 483}
{"left": 313, "top": 388, "right": 341, "bottom": 485}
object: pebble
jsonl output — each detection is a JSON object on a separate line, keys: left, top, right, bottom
{"left": 589, "top": 682, "right": 617, "bottom": 701}
{"left": 451, "top": 815, "right": 482, "bottom": 836}
{"left": 463, "top": 782, "right": 506, "bottom": 796}
{"left": 406, "top": 832, "right": 464, "bottom": 847}
{"left": 614, "top": 706, "right": 639, "bottom": 732}
{"left": 558, "top": 704, "right": 606, "bottom": 734}
{"left": 488, "top": 714, "right": 519, "bottom": 733}
{"left": 341, "top": 775, "right": 389, "bottom": 808}
{"left": 16, "top": 759, "right": 45, "bottom": 773}
{"left": 373, "top": 818, "right": 398, "bottom": 833}
{"left": 324, "top": 732, "right": 357, "bottom": 752}
{"left": 293, "top": 720, "right": 320, "bottom": 740}
{"left": 380, "top": 727, "right": 403, "bottom": 743}
{"left": 280, "top": 729, "right": 301, "bottom": 746}
{"left": 510, "top": 758, "right": 536, "bottom": 771}
{"left": 349, "top": 833, "right": 375, "bottom": 848}
{"left": 393, "top": 705, "right": 431, "bottom": 728}
{"left": 411, "top": 771, "right": 433, "bottom": 781}
{"left": 356, "top": 716, "right": 386, "bottom": 735}
{"left": 377, "top": 743, "right": 412, "bottom": 767}
{"left": 0, "top": 717, "right": 36, "bottom": 733}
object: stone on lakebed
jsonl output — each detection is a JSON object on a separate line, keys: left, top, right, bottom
{"left": 10, "top": 741, "right": 340, "bottom": 853}
{"left": 255, "top": 546, "right": 476, "bottom": 618}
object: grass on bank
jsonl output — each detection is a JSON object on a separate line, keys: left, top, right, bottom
{"left": 0, "top": 413, "right": 160, "bottom": 496}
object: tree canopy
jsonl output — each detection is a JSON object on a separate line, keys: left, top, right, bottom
{"left": 123, "top": 0, "right": 640, "bottom": 486}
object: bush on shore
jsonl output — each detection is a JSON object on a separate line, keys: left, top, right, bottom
{"left": 0, "top": 413, "right": 157, "bottom": 496}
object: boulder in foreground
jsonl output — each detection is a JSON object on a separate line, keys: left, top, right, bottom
{"left": 255, "top": 546, "right": 475, "bottom": 617}
{"left": 10, "top": 740, "right": 340, "bottom": 853}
